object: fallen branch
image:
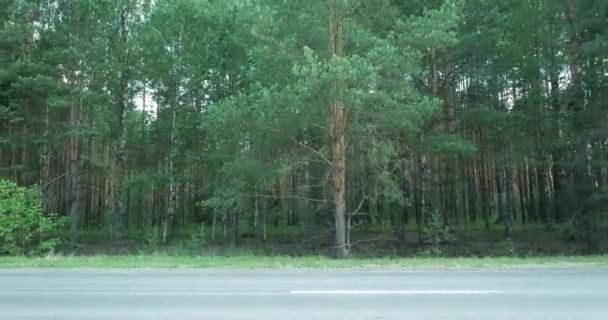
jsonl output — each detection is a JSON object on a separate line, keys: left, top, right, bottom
{"left": 42, "top": 171, "right": 71, "bottom": 188}
{"left": 302, "top": 228, "right": 332, "bottom": 244}
{"left": 350, "top": 235, "right": 384, "bottom": 247}
{"left": 333, "top": 235, "right": 384, "bottom": 249}
{"left": 565, "top": 207, "right": 585, "bottom": 226}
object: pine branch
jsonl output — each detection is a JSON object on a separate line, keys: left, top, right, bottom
{"left": 251, "top": 193, "right": 329, "bottom": 203}
{"left": 334, "top": 235, "right": 384, "bottom": 249}
{"left": 264, "top": 127, "right": 334, "bottom": 167}
{"left": 348, "top": 197, "right": 366, "bottom": 217}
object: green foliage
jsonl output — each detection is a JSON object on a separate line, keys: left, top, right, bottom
{"left": 422, "top": 210, "right": 456, "bottom": 257}
{"left": 0, "top": 180, "right": 66, "bottom": 255}
{"left": 171, "top": 223, "right": 208, "bottom": 256}
{"left": 1, "top": 0, "right": 607, "bottom": 258}
{"left": 142, "top": 226, "right": 163, "bottom": 249}
{"left": 422, "top": 134, "right": 478, "bottom": 156}
{"left": 497, "top": 238, "right": 517, "bottom": 257}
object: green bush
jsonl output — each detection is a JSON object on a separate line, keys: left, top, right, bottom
{"left": 0, "top": 180, "right": 67, "bottom": 255}
{"left": 422, "top": 209, "right": 457, "bottom": 257}
{"left": 497, "top": 238, "right": 517, "bottom": 257}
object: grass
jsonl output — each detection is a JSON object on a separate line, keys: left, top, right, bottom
{"left": 1, "top": 254, "right": 607, "bottom": 269}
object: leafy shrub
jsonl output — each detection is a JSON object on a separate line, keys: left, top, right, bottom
{"left": 142, "top": 225, "right": 163, "bottom": 249}
{"left": 0, "top": 180, "right": 67, "bottom": 255}
{"left": 184, "top": 223, "right": 207, "bottom": 252}
{"left": 422, "top": 209, "right": 456, "bottom": 256}
{"left": 497, "top": 238, "right": 517, "bottom": 257}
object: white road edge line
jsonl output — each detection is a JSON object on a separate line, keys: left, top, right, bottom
{"left": 290, "top": 290, "right": 502, "bottom": 295}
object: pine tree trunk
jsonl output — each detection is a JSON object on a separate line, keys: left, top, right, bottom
{"left": 253, "top": 195, "right": 259, "bottom": 235}
{"left": 565, "top": 0, "right": 589, "bottom": 203}
{"left": 262, "top": 203, "right": 267, "bottom": 242}
{"left": 461, "top": 163, "right": 470, "bottom": 226}
{"left": 163, "top": 106, "right": 178, "bottom": 244}
{"left": 482, "top": 155, "right": 491, "bottom": 230}
{"left": 328, "top": 0, "right": 349, "bottom": 258}
{"left": 110, "top": 5, "right": 131, "bottom": 239}
{"left": 69, "top": 96, "right": 84, "bottom": 242}
{"left": 211, "top": 210, "right": 217, "bottom": 241}
{"left": 111, "top": 98, "right": 128, "bottom": 239}
{"left": 40, "top": 97, "right": 51, "bottom": 215}
{"left": 233, "top": 213, "right": 240, "bottom": 246}
{"left": 565, "top": 0, "right": 594, "bottom": 250}
{"left": 473, "top": 160, "right": 482, "bottom": 223}
{"left": 419, "top": 155, "right": 428, "bottom": 240}
{"left": 549, "top": 52, "right": 567, "bottom": 222}
{"left": 518, "top": 166, "right": 528, "bottom": 224}
{"left": 20, "top": 119, "right": 29, "bottom": 184}
{"left": 501, "top": 163, "right": 513, "bottom": 235}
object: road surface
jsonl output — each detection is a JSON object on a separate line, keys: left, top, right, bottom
{"left": 1, "top": 267, "right": 607, "bottom": 319}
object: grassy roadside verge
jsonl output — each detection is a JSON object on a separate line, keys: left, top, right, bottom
{"left": 1, "top": 255, "right": 607, "bottom": 269}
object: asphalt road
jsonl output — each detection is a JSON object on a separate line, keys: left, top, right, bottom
{"left": 1, "top": 267, "right": 607, "bottom": 320}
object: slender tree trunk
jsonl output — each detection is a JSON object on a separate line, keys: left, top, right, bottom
{"left": 565, "top": 0, "right": 589, "bottom": 202}
{"left": 69, "top": 95, "right": 84, "bottom": 242}
{"left": 549, "top": 52, "right": 567, "bottom": 222}
{"left": 399, "top": 161, "right": 412, "bottom": 246}
{"left": 233, "top": 212, "right": 240, "bottom": 246}
{"left": 40, "top": 97, "right": 51, "bottom": 215}
{"left": 328, "top": 0, "right": 349, "bottom": 258}
{"left": 110, "top": 5, "right": 131, "bottom": 239}
{"left": 20, "top": 120, "right": 29, "bottom": 184}
{"left": 519, "top": 166, "right": 528, "bottom": 224}
{"left": 163, "top": 105, "right": 178, "bottom": 244}
{"left": 111, "top": 90, "right": 128, "bottom": 239}
{"left": 500, "top": 163, "right": 512, "bottom": 235}
{"left": 262, "top": 202, "right": 267, "bottom": 242}
{"left": 565, "top": 0, "right": 594, "bottom": 250}
{"left": 211, "top": 210, "right": 217, "bottom": 241}
{"left": 420, "top": 155, "right": 428, "bottom": 239}
{"left": 8, "top": 123, "right": 17, "bottom": 182}
{"left": 223, "top": 214, "right": 228, "bottom": 241}
{"left": 444, "top": 56, "right": 457, "bottom": 224}
{"left": 482, "top": 154, "right": 491, "bottom": 230}
{"left": 462, "top": 163, "right": 470, "bottom": 226}
{"left": 473, "top": 160, "right": 482, "bottom": 223}
{"left": 253, "top": 195, "right": 259, "bottom": 235}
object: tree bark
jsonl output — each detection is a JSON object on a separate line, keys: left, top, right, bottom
{"left": 40, "top": 94, "right": 51, "bottom": 215}
{"left": 162, "top": 24, "right": 183, "bottom": 244}
{"left": 328, "top": 0, "right": 349, "bottom": 258}
{"left": 564, "top": 0, "right": 594, "bottom": 250}
{"left": 110, "top": 4, "right": 131, "bottom": 239}
{"left": 69, "top": 95, "right": 84, "bottom": 242}
{"left": 565, "top": 0, "right": 589, "bottom": 204}
{"left": 111, "top": 83, "right": 128, "bottom": 239}
{"left": 163, "top": 105, "right": 178, "bottom": 244}
{"left": 549, "top": 46, "right": 567, "bottom": 222}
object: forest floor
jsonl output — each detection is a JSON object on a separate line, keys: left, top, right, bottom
{"left": 2, "top": 224, "right": 608, "bottom": 268}
{"left": 1, "top": 255, "right": 607, "bottom": 269}
{"left": 59, "top": 223, "right": 608, "bottom": 257}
